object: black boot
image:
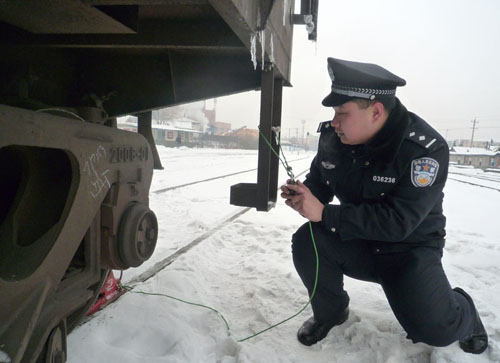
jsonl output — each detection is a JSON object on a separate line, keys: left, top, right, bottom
{"left": 297, "top": 308, "right": 349, "bottom": 346}
{"left": 454, "top": 287, "right": 488, "bottom": 354}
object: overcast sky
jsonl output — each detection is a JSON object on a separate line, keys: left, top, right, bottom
{"left": 215, "top": 0, "right": 500, "bottom": 142}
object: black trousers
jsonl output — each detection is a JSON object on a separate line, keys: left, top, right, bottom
{"left": 292, "top": 222, "right": 475, "bottom": 347}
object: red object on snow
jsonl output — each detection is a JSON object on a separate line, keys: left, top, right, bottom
{"left": 87, "top": 271, "right": 126, "bottom": 316}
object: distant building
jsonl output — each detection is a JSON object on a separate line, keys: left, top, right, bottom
{"left": 117, "top": 116, "right": 203, "bottom": 147}
{"left": 223, "top": 127, "right": 259, "bottom": 149}
{"left": 452, "top": 139, "right": 491, "bottom": 148}
{"left": 223, "top": 127, "right": 258, "bottom": 138}
{"left": 450, "top": 146, "right": 500, "bottom": 169}
{"left": 153, "top": 117, "right": 203, "bottom": 147}
{"left": 208, "top": 122, "right": 231, "bottom": 135}
{"left": 203, "top": 99, "right": 233, "bottom": 135}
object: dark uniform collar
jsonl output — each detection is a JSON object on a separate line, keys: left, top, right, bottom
{"left": 317, "top": 98, "right": 410, "bottom": 162}
{"left": 365, "top": 98, "right": 409, "bottom": 163}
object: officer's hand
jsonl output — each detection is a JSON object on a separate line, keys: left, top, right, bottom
{"left": 282, "top": 181, "right": 324, "bottom": 222}
{"left": 280, "top": 179, "right": 296, "bottom": 198}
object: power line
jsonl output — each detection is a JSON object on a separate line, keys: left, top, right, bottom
{"left": 436, "top": 120, "right": 500, "bottom": 126}
{"left": 438, "top": 126, "right": 500, "bottom": 131}
{"left": 429, "top": 114, "right": 500, "bottom": 122}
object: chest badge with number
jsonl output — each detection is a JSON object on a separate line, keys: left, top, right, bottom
{"left": 373, "top": 175, "right": 396, "bottom": 184}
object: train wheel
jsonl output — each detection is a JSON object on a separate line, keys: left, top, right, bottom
{"left": 36, "top": 321, "right": 67, "bottom": 363}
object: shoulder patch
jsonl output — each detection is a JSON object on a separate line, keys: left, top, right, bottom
{"left": 411, "top": 157, "right": 439, "bottom": 187}
{"left": 406, "top": 124, "right": 443, "bottom": 151}
{"left": 317, "top": 120, "right": 332, "bottom": 133}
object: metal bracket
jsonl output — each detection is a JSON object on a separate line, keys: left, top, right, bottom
{"left": 292, "top": 0, "right": 319, "bottom": 41}
{"left": 230, "top": 66, "right": 283, "bottom": 211}
{"left": 137, "top": 112, "right": 164, "bottom": 170}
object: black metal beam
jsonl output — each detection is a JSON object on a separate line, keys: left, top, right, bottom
{"left": 101, "top": 51, "right": 259, "bottom": 117}
{"left": 0, "top": 1, "right": 136, "bottom": 34}
{"left": 83, "top": 0, "right": 209, "bottom": 5}
{"left": 268, "top": 77, "right": 283, "bottom": 203}
{"left": 0, "top": 19, "right": 243, "bottom": 50}
{"left": 257, "top": 0, "right": 276, "bottom": 30}
{"left": 167, "top": 51, "right": 259, "bottom": 105}
{"left": 255, "top": 65, "right": 274, "bottom": 211}
{"left": 77, "top": 50, "right": 176, "bottom": 117}
{"left": 230, "top": 65, "right": 283, "bottom": 211}
{"left": 137, "top": 112, "right": 164, "bottom": 170}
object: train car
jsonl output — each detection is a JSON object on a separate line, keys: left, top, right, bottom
{"left": 0, "top": 1, "right": 318, "bottom": 362}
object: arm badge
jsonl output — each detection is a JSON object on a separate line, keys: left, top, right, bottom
{"left": 411, "top": 157, "right": 439, "bottom": 187}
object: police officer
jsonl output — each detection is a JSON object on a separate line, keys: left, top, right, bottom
{"left": 281, "top": 58, "right": 488, "bottom": 354}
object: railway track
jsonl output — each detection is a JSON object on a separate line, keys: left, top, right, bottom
{"left": 153, "top": 162, "right": 500, "bottom": 196}
{"left": 448, "top": 170, "right": 500, "bottom": 191}
{"left": 448, "top": 177, "right": 500, "bottom": 192}
{"left": 448, "top": 171, "right": 500, "bottom": 183}
{"left": 152, "top": 156, "right": 311, "bottom": 194}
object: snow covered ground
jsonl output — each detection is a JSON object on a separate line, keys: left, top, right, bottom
{"left": 448, "top": 165, "right": 500, "bottom": 190}
{"left": 67, "top": 147, "right": 500, "bottom": 363}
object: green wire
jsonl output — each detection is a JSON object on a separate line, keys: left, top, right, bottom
{"left": 237, "top": 222, "right": 318, "bottom": 342}
{"left": 123, "top": 222, "right": 319, "bottom": 342}
{"left": 257, "top": 126, "right": 294, "bottom": 178}
{"left": 123, "top": 286, "right": 231, "bottom": 335}
{"left": 124, "top": 130, "right": 319, "bottom": 342}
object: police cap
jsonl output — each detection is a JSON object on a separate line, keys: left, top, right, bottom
{"left": 322, "top": 58, "right": 406, "bottom": 107}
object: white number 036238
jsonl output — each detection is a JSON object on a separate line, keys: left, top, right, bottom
{"left": 373, "top": 175, "right": 396, "bottom": 183}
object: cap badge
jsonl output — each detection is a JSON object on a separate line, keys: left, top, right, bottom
{"left": 411, "top": 157, "right": 439, "bottom": 187}
{"left": 328, "top": 64, "right": 335, "bottom": 81}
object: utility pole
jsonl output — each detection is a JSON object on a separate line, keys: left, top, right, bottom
{"left": 470, "top": 118, "right": 478, "bottom": 148}
{"left": 301, "top": 120, "right": 306, "bottom": 148}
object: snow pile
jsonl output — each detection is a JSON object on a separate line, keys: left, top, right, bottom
{"left": 68, "top": 148, "right": 499, "bottom": 363}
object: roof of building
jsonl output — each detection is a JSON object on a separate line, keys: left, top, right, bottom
{"left": 222, "top": 127, "right": 258, "bottom": 137}
{"left": 152, "top": 124, "right": 203, "bottom": 133}
{"left": 160, "top": 117, "right": 201, "bottom": 124}
{"left": 450, "top": 146, "right": 500, "bottom": 156}
{"left": 117, "top": 121, "right": 203, "bottom": 134}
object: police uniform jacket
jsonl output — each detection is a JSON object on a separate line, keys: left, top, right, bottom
{"left": 304, "top": 98, "right": 449, "bottom": 250}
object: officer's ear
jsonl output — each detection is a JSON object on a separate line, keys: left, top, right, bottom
{"left": 371, "top": 102, "right": 386, "bottom": 123}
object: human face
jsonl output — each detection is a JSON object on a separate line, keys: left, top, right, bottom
{"left": 331, "top": 101, "right": 377, "bottom": 145}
